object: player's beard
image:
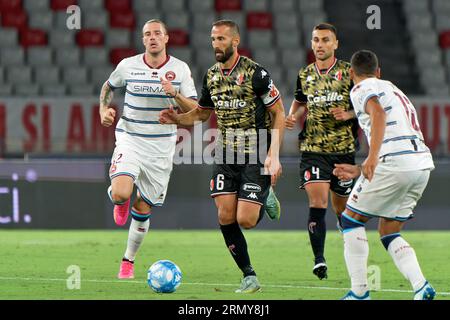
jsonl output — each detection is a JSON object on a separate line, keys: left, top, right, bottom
{"left": 315, "top": 49, "right": 332, "bottom": 61}
{"left": 214, "top": 44, "right": 234, "bottom": 63}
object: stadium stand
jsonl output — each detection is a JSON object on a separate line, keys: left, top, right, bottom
{"left": 0, "top": 0, "right": 448, "bottom": 98}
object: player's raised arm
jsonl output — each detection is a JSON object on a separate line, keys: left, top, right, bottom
{"left": 159, "top": 106, "right": 212, "bottom": 126}
{"left": 99, "top": 81, "right": 116, "bottom": 127}
{"left": 362, "top": 96, "right": 386, "bottom": 181}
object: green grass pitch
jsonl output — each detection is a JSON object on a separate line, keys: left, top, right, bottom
{"left": 0, "top": 230, "right": 449, "bottom": 300}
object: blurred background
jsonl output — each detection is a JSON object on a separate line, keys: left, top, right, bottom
{"left": 0, "top": 0, "right": 449, "bottom": 230}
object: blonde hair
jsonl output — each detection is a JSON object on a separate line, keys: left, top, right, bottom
{"left": 143, "top": 19, "right": 168, "bottom": 35}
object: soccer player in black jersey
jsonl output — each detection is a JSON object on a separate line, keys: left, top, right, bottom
{"left": 159, "top": 20, "right": 285, "bottom": 293}
{"left": 285, "top": 23, "right": 359, "bottom": 280}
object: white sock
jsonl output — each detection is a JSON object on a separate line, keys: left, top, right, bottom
{"left": 124, "top": 218, "right": 150, "bottom": 261}
{"left": 387, "top": 237, "right": 426, "bottom": 292}
{"left": 343, "top": 227, "right": 369, "bottom": 296}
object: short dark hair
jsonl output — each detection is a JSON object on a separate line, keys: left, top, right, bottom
{"left": 351, "top": 50, "right": 379, "bottom": 76}
{"left": 313, "top": 23, "right": 337, "bottom": 38}
{"left": 212, "top": 19, "right": 240, "bottom": 36}
{"left": 144, "top": 19, "right": 168, "bottom": 35}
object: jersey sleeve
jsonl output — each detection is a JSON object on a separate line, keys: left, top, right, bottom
{"left": 197, "top": 72, "right": 214, "bottom": 109}
{"left": 294, "top": 73, "right": 307, "bottom": 103}
{"left": 351, "top": 81, "right": 379, "bottom": 114}
{"left": 107, "top": 60, "right": 126, "bottom": 90}
{"left": 179, "top": 63, "right": 198, "bottom": 100}
{"left": 252, "top": 65, "right": 280, "bottom": 107}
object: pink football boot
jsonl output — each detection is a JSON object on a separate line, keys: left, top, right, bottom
{"left": 118, "top": 260, "right": 134, "bottom": 279}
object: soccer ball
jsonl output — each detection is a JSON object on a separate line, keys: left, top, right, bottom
{"left": 147, "top": 260, "right": 182, "bottom": 293}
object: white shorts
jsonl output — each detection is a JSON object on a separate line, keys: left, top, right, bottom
{"left": 109, "top": 145, "right": 173, "bottom": 207}
{"left": 346, "top": 168, "right": 431, "bottom": 221}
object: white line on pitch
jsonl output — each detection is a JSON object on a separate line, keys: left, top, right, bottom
{"left": 0, "top": 276, "right": 449, "bottom": 296}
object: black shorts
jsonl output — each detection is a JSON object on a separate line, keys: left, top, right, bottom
{"left": 210, "top": 163, "right": 271, "bottom": 205}
{"left": 299, "top": 152, "right": 356, "bottom": 197}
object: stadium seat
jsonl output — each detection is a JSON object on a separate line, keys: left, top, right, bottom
{"left": 105, "top": 29, "right": 131, "bottom": 48}
{"left": 403, "top": 0, "right": 429, "bottom": 15}
{"left": 7, "top": 66, "right": 32, "bottom": 84}
{"left": 281, "top": 48, "right": 306, "bottom": 70}
{"left": 41, "top": 84, "right": 66, "bottom": 96}
{"left": 49, "top": 29, "right": 75, "bottom": 47}
{"left": 63, "top": 66, "right": 88, "bottom": 84}
{"left": 50, "top": 0, "right": 76, "bottom": 11}
{"left": 23, "top": 0, "right": 48, "bottom": 12}
{"left": 1, "top": 47, "right": 25, "bottom": 65}
{"left": 274, "top": 13, "right": 298, "bottom": 31}
{"left": 432, "top": 0, "right": 450, "bottom": 13}
{"left": 165, "top": 12, "right": 190, "bottom": 30}
{"left": 435, "top": 13, "right": 450, "bottom": 33}
{"left": 90, "top": 66, "right": 113, "bottom": 87}
{"left": 190, "top": 29, "right": 214, "bottom": 49}
{"left": 168, "top": 29, "right": 189, "bottom": 47}
{"left": 298, "top": 0, "right": 323, "bottom": 12}
{"left": 35, "top": 65, "right": 60, "bottom": 84}
{"left": 0, "top": 28, "right": 18, "bottom": 46}
{"left": 20, "top": 29, "right": 47, "bottom": 47}
{"left": 0, "top": 84, "right": 13, "bottom": 95}
{"left": 15, "top": 83, "right": 39, "bottom": 96}
{"left": 246, "top": 12, "right": 273, "bottom": 30}
{"left": 188, "top": 0, "right": 214, "bottom": 12}
{"left": 276, "top": 29, "right": 301, "bottom": 49}
{"left": 215, "top": 0, "right": 241, "bottom": 12}
{"left": 168, "top": 48, "right": 192, "bottom": 63}
{"left": 76, "top": 29, "right": 104, "bottom": 47}
{"left": 0, "top": 0, "right": 22, "bottom": 12}
{"left": 83, "top": 10, "right": 108, "bottom": 29}
{"left": 27, "top": 47, "right": 53, "bottom": 66}
{"left": 271, "top": 0, "right": 296, "bottom": 12}
{"left": 105, "top": 0, "right": 130, "bottom": 12}
{"left": 161, "top": 0, "right": 185, "bottom": 12}
{"left": 0, "top": 67, "right": 3, "bottom": 83}
{"left": 82, "top": 47, "right": 109, "bottom": 67}
{"left": 1, "top": 10, "right": 27, "bottom": 29}
{"left": 192, "top": 12, "right": 217, "bottom": 31}
{"left": 109, "top": 47, "right": 137, "bottom": 65}
{"left": 133, "top": 0, "right": 158, "bottom": 12}
{"left": 69, "top": 84, "right": 94, "bottom": 95}
{"left": 28, "top": 11, "right": 53, "bottom": 30}
{"left": 136, "top": 12, "right": 164, "bottom": 31}
{"left": 439, "top": 31, "right": 450, "bottom": 49}
{"left": 252, "top": 49, "right": 277, "bottom": 67}
{"left": 238, "top": 47, "right": 252, "bottom": 58}
{"left": 247, "top": 30, "right": 273, "bottom": 49}
{"left": 243, "top": 0, "right": 268, "bottom": 11}
{"left": 78, "top": 0, "right": 103, "bottom": 11}
{"left": 110, "top": 11, "right": 135, "bottom": 29}
{"left": 55, "top": 47, "right": 80, "bottom": 66}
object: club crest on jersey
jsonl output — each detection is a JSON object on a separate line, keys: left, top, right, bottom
{"left": 210, "top": 179, "right": 214, "bottom": 191}
{"left": 333, "top": 70, "right": 342, "bottom": 81}
{"left": 235, "top": 73, "right": 244, "bottom": 85}
{"left": 109, "top": 164, "right": 117, "bottom": 174}
{"left": 304, "top": 170, "right": 311, "bottom": 181}
{"left": 165, "top": 71, "right": 176, "bottom": 81}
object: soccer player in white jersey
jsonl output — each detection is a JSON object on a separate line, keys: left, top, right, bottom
{"left": 332, "top": 50, "right": 436, "bottom": 300}
{"left": 99, "top": 19, "right": 198, "bottom": 279}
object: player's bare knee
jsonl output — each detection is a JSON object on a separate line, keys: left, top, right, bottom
{"left": 111, "top": 191, "right": 129, "bottom": 204}
{"left": 217, "top": 207, "right": 236, "bottom": 225}
{"left": 237, "top": 216, "right": 257, "bottom": 229}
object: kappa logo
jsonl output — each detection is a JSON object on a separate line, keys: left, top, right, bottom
{"left": 247, "top": 192, "right": 258, "bottom": 200}
{"left": 306, "top": 75, "right": 314, "bottom": 82}
{"left": 261, "top": 69, "right": 268, "bottom": 78}
{"left": 338, "top": 179, "right": 353, "bottom": 187}
{"left": 243, "top": 183, "right": 261, "bottom": 192}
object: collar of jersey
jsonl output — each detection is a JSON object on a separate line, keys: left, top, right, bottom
{"left": 314, "top": 57, "right": 337, "bottom": 76}
{"left": 219, "top": 54, "right": 241, "bottom": 77}
{"left": 143, "top": 54, "right": 171, "bottom": 70}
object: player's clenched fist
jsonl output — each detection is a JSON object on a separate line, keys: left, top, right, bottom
{"left": 285, "top": 114, "right": 296, "bottom": 129}
{"left": 100, "top": 108, "right": 116, "bottom": 127}
{"left": 159, "top": 106, "right": 179, "bottom": 124}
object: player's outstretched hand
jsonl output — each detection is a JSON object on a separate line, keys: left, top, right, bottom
{"left": 100, "top": 108, "right": 116, "bottom": 127}
{"left": 159, "top": 106, "right": 179, "bottom": 124}
{"left": 285, "top": 114, "right": 296, "bottom": 129}
{"left": 361, "top": 156, "right": 378, "bottom": 182}
{"left": 330, "top": 107, "right": 351, "bottom": 121}
{"left": 333, "top": 163, "right": 360, "bottom": 180}
{"left": 265, "top": 155, "right": 282, "bottom": 186}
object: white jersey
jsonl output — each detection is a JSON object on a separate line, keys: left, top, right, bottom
{"left": 107, "top": 53, "right": 197, "bottom": 157}
{"left": 350, "top": 77, "right": 434, "bottom": 172}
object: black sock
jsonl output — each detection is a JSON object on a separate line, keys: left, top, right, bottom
{"left": 122, "top": 257, "right": 134, "bottom": 264}
{"left": 308, "top": 207, "right": 327, "bottom": 264}
{"left": 220, "top": 222, "right": 256, "bottom": 277}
